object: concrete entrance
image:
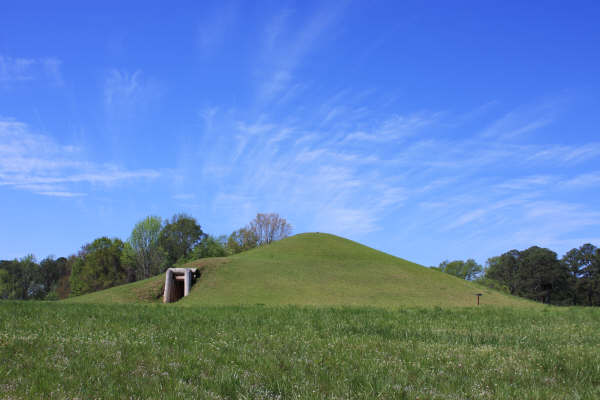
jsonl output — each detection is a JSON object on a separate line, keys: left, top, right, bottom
{"left": 163, "top": 268, "right": 198, "bottom": 303}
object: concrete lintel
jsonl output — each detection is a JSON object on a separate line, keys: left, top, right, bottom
{"left": 168, "top": 268, "right": 198, "bottom": 274}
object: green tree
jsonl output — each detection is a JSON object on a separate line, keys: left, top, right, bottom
{"left": 158, "top": 213, "right": 204, "bottom": 266}
{"left": 562, "top": 244, "right": 598, "bottom": 305}
{"left": 473, "top": 277, "right": 510, "bottom": 294}
{"left": 0, "top": 267, "right": 10, "bottom": 299}
{"left": 38, "top": 256, "right": 68, "bottom": 299}
{"left": 52, "top": 255, "right": 77, "bottom": 299}
{"left": 588, "top": 249, "right": 600, "bottom": 305}
{"left": 69, "top": 237, "right": 127, "bottom": 296}
{"left": 0, "top": 255, "right": 50, "bottom": 300}
{"left": 0, "top": 259, "right": 20, "bottom": 299}
{"left": 486, "top": 251, "right": 520, "bottom": 295}
{"left": 120, "top": 242, "right": 138, "bottom": 282}
{"left": 129, "top": 216, "right": 167, "bottom": 279}
{"left": 518, "top": 246, "right": 569, "bottom": 303}
{"left": 485, "top": 247, "right": 569, "bottom": 304}
{"left": 435, "top": 259, "right": 482, "bottom": 280}
{"left": 190, "top": 235, "right": 229, "bottom": 259}
{"left": 227, "top": 227, "right": 259, "bottom": 254}
{"left": 20, "top": 255, "right": 40, "bottom": 299}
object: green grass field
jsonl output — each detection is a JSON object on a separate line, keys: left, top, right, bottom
{"left": 1, "top": 302, "right": 599, "bottom": 399}
{"left": 67, "top": 233, "right": 535, "bottom": 308}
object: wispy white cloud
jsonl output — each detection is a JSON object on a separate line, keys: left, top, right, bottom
{"left": 397, "top": 139, "right": 600, "bottom": 173}
{"left": 483, "top": 115, "right": 552, "bottom": 139}
{"left": 494, "top": 172, "right": 600, "bottom": 192}
{"left": 263, "top": 8, "right": 294, "bottom": 51}
{"left": 343, "top": 112, "right": 441, "bottom": 143}
{"left": 0, "top": 119, "right": 161, "bottom": 196}
{"left": 38, "top": 190, "right": 86, "bottom": 198}
{"left": 41, "top": 58, "right": 63, "bottom": 85}
{"left": 200, "top": 107, "right": 218, "bottom": 129}
{"left": 415, "top": 178, "right": 456, "bottom": 193}
{"left": 481, "top": 101, "right": 558, "bottom": 139}
{"left": 103, "top": 68, "right": 161, "bottom": 159}
{"left": 257, "top": 4, "right": 347, "bottom": 101}
{"left": 513, "top": 201, "right": 600, "bottom": 245}
{"left": 180, "top": 90, "right": 599, "bottom": 257}
{"left": 0, "top": 56, "right": 35, "bottom": 81}
{"left": 494, "top": 175, "right": 555, "bottom": 191}
{"left": 190, "top": 107, "right": 411, "bottom": 237}
{"left": 563, "top": 172, "right": 600, "bottom": 187}
{"left": 104, "top": 69, "right": 159, "bottom": 108}
{"left": 197, "top": 2, "right": 238, "bottom": 53}
{"left": 526, "top": 143, "right": 600, "bottom": 164}
{"left": 444, "top": 208, "right": 488, "bottom": 230}
{"left": 0, "top": 55, "right": 62, "bottom": 85}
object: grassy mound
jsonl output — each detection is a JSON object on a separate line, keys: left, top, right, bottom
{"left": 68, "top": 233, "right": 535, "bottom": 307}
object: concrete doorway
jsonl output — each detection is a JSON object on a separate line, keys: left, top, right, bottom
{"left": 163, "top": 268, "right": 198, "bottom": 303}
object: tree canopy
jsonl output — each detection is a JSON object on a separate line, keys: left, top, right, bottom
{"left": 227, "top": 227, "right": 259, "bottom": 254}
{"left": 434, "top": 259, "right": 482, "bottom": 280}
{"left": 191, "top": 235, "right": 229, "bottom": 259}
{"left": 158, "top": 213, "right": 204, "bottom": 266}
{"left": 69, "top": 237, "right": 128, "bottom": 297}
{"left": 128, "top": 216, "right": 166, "bottom": 279}
{"left": 562, "top": 244, "right": 600, "bottom": 305}
{"left": 484, "top": 246, "right": 570, "bottom": 304}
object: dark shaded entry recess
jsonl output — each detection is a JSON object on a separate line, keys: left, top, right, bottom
{"left": 163, "top": 268, "right": 198, "bottom": 303}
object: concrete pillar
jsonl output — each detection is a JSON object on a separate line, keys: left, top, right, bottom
{"left": 163, "top": 269, "right": 173, "bottom": 303}
{"left": 184, "top": 269, "right": 191, "bottom": 297}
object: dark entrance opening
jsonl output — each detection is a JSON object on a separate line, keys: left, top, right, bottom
{"left": 172, "top": 278, "right": 184, "bottom": 302}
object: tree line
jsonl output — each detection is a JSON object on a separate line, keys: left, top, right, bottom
{"left": 433, "top": 243, "right": 600, "bottom": 306}
{"left": 0, "top": 212, "right": 291, "bottom": 300}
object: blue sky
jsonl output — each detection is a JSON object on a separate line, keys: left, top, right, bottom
{"left": 1, "top": 1, "right": 600, "bottom": 266}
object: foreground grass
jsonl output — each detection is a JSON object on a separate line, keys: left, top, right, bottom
{"left": 1, "top": 303, "right": 599, "bottom": 399}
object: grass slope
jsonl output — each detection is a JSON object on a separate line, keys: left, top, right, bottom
{"left": 69, "top": 233, "right": 535, "bottom": 307}
{"left": 1, "top": 302, "right": 599, "bottom": 399}
{"left": 64, "top": 274, "right": 164, "bottom": 304}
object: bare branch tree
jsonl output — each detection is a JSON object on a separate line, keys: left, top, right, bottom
{"left": 226, "top": 213, "right": 292, "bottom": 253}
{"left": 248, "top": 213, "right": 292, "bottom": 245}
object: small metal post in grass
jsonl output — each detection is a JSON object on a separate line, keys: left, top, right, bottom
{"left": 475, "top": 293, "right": 482, "bottom": 306}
